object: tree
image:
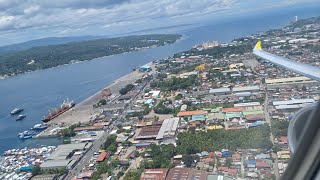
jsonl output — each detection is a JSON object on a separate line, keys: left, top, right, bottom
{"left": 123, "top": 170, "right": 142, "bottom": 180}
{"left": 209, "top": 161, "right": 215, "bottom": 168}
{"left": 31, "top": 166, "right": 41, "bottom": 176}
{"left": 272, "top": 145, "right": 281, "bottom": 153}
{"left": 119, "top": 84, "right": 134, "bottom": 95}
{"left": 99, "top": 99, "right": 107, "bottom": 105}
{"left": 182, "top": 154, "right": 194, "bottom": 167}
{"left": 225, "top": 158, "right": 232, "bottom": 168}
{"left": 0, "top": 34, "right": 181, "bottom": 77}
{"left": 107, "top": 144, "right": 117, "bottom": 153}
{"left": 175, "top": 93, "right": 183, "bottom": 100}
{"left": 144, "top": 88, "right": 150, "bottom": 93}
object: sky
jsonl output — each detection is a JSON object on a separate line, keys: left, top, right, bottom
{"left": 0, "top": 0, "right": 318, "bottom": 46}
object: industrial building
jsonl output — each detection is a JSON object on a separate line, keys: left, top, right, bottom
{"left": 156, "top": 118, "right": 180, "bottom": 140}
{"left": 135, "top": 125, "right": 162, "bottom": 140}
{"left": 31, "top": 174, "right": 59, "bottom": 180}
{"left": 272, "top": 99, "right": 315, "bottom": 106}
{"left": 40, "top": 143, "right": 92, "bottom": 171}
{"left": 140, "top": 168, "right": 169, "bottom": 180}
{"left": 265, "top": 76, "right": 312, "bottom": 84}
{"left": 177, "top": 110, "right": 206, "bottom": 117}
{"left": 209, "top": 86, "right": 260, "bottom": 96}
{"left": 166, "top": 168, "right": 207, "bottom": 180}
{"left": 234, "top": 102, "right": 260, "bottom": 107}
{"left": 209, "top": 87, "right": 231, "bottom": 96}
{"left": 232, "top": 86, "right": 260, "bottom": 93}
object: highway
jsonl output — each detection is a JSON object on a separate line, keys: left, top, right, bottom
{"left": 65, "top": 129, "right": 112, "bottom": 180}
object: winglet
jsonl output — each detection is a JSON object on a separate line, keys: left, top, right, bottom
{"left": 254, "top": 41, "right": 262, "bottom": 50}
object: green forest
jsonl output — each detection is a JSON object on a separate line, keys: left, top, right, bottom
{"left": 0, "top": 34, "right": 181, "bottom": 76}
{"left": 176, "top": 125, "right": 273, "bottom": 154}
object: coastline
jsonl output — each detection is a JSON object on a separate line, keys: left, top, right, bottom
{"left": 36, "top": 62, "right": 152, "bottom": 138}
{"left": 0, "top": 38, "right": 181, "bottom": 80}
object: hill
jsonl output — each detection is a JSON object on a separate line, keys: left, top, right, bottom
{"left": 0, "top": 36, "right": 104, "bottom": 54}
{"left": 0, "top": 34, "right": 181, "bottom": 77}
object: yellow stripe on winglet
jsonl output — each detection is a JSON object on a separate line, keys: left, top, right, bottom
{"left": 255, "top": 41, "right": 262, "bottom": 50}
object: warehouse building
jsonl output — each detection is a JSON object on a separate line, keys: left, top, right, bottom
{"left": 156, "top": 118, "right": 180, "bottom": 140}
{"left": 265, "top": 76, "right": 312, "bottom": 85}
{"left": 140, "top": 168, "right": 169, "bottom": 180}
{"left": 166, "top": 168, "right": 207, "bottom": 180}
{"left": 40, "top": 143, "right": 92, "bottom": 171}
{"left": 135, "top": 125, "right": 162, "bottom": 140}
{"left": 272, "top": 99, "right": 315, "bottom": 106}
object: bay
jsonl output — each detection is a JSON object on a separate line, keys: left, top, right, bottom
{"left": 0, "top": 5, "right": 319, "bottom": 154}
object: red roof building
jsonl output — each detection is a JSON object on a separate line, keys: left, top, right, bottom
{"left": 208, "top": 152, "right": 215, "bottom": 158}
{"left": 256, "top": 162, "right": 271, "bottom": 169}
{"left": 227, "top": 169, "right": 238, "bottom": 175}
{"left": 140, "top": 168, "right": 169, "bottom": 180}
{"left": 217, "top": 167, "right": 229, "bottom": 172}
{"left": 177, "top": 110, "right": 206, "bottom": 117}
{"left": 279, "top": 136, "right": 288, "bottom": 143}
{"left": 221, "top": 107, "right": 244, "bottom": 113}
{"left": 96, "top": 151, "right": 108, "bottom": 162}
{"left": 232, "top": 153, "right": 241, "bottom": 161}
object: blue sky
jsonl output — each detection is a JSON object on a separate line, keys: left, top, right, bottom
{"left": 0, "top": 0, "right": 318, "bottom": 45}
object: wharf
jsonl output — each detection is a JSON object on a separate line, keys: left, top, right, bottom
{"left": 36, "top": 69, "right": 147, "bottom": 138}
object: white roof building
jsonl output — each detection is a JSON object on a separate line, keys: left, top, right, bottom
{"left": 156, "top": 117, "right": 180, "bottom": 140}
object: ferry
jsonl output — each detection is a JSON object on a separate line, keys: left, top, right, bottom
{"left": 31, "top": 124, "right": 48, "bottom": 130}
{"left": 10, "top": 108, "right": 24, "bottom": 115}
{"left": 16, "top": 115, "right": 26, "bottom": 121}
{"left": 18, "top": 131, "right": 35, "bottom": 140}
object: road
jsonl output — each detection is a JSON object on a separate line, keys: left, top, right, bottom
{"left": 65, "top": 129, "right": 111, "bottom": 180}
{"left": 264, "top": 91, "right": 280, "bottom": 180}
{"left": 65, "top": 68, "right": 153, "bottom": 180}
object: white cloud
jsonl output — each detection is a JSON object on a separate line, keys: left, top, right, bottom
{"left": 24, "top": 5, "right": 40, "bottom": 15}
{"left": 0, "top": 0, "right": 317, "bottom": 45}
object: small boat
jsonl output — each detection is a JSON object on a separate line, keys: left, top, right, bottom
{"left": 31, "top": 123, "right": 48, "bottom": 130}
{"left": 16, "top": 115, "right": 26, "bottom": 121}
{"left": 18, "top": 131, "right": 35, "bottom": 140}
{"left": 10, "top": 108, "right": 24, "bottom": 115}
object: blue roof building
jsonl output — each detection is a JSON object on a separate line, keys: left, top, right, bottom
{"left": 139, "top": 65, "right": 151, "bottom": 72}
{"left": 245, "top": 159, "right": 256, "bottom": 165}
{"left": 20, "top": 166, "right": 34, "bottom": 172}
{"left": 256, "top": 153, "right": 271, "bottom": 159}
{"left": 222, "top": 151, "right": 231, "bottom": 157}
{"left": 190, "top": 114, "right": 206, "bottom": 122}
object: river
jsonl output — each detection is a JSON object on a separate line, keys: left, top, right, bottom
{"left": 0, "top": 5, "right": 319, "bottom": 154}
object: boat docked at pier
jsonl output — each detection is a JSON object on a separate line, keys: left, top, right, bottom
{"left": 18, "top": 131, "right": 35, "bottom": 140}
{"left": 31, "top": 123, "right": 48, "bottom": 130}
{"left": 42, "top": 99, "right": 75, "bottom": 123}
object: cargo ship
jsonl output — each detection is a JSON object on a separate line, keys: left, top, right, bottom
{"left": 42, "top": 99, "right": 75, "bottom": 123}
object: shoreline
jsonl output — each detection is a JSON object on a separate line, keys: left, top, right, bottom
{"left": 36, "top": 62, "right": 152, "bottom": 138}
{"left": 0, "top": 38, "right": 181, "bottom": 80}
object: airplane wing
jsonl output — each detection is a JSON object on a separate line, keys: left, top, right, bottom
{"left": 253, "top": 41, "right": 320, "bottom": 81}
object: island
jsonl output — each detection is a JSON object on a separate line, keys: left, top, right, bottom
{"left": 0, "top": 34, "right": 181, "bottom": 77}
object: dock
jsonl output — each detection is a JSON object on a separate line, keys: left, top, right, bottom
{"left": 36, "top": 69, "right": 147, "bottom": 138}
